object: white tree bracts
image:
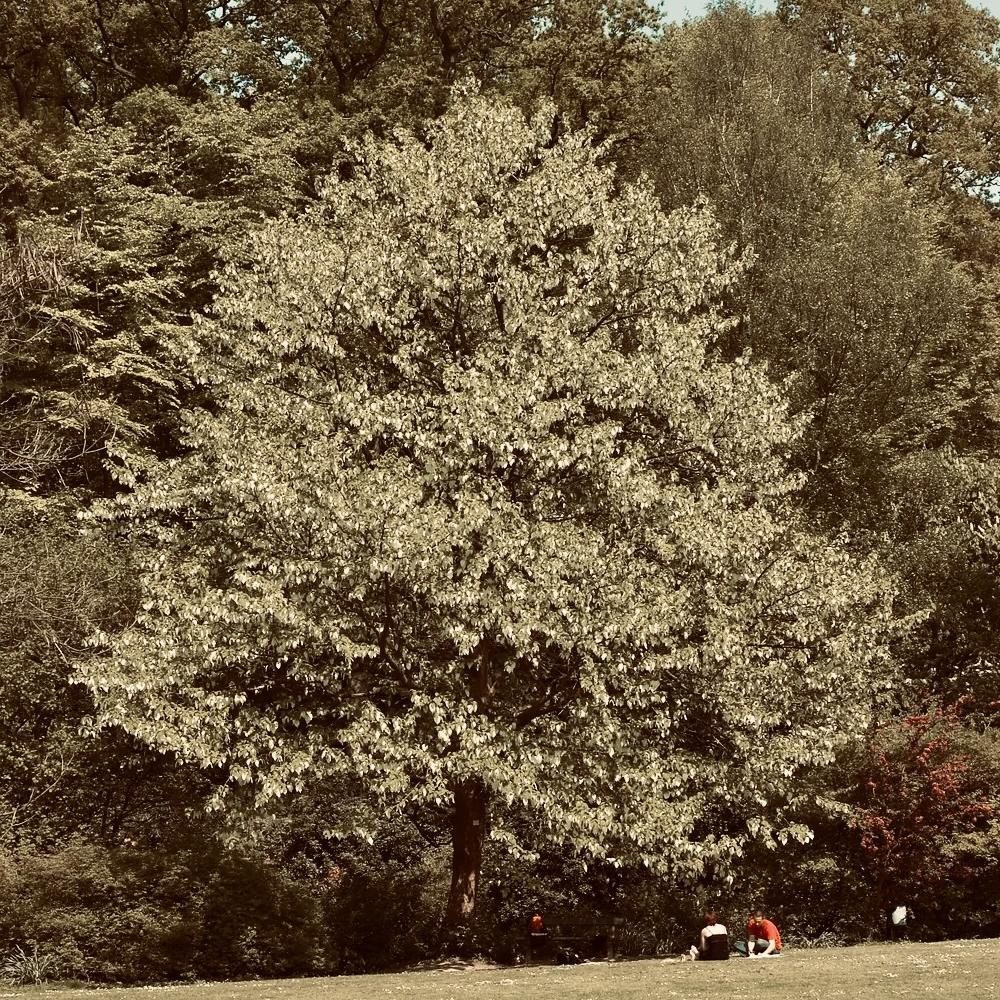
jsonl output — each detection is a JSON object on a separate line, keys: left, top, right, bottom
{"left": 83, "top": 89, "right": 901, "bottom": 927}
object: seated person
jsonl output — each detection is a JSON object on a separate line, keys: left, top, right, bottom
{"left": 687, "top": 910, "right": 730, "bottom": 961}
{"left": 528, "top": 912, "right": 548, "bottom": 961}
{"left": 887, "top": 904, "right": 912, "bottom": 941}
{"left": 741, "top": 910, "right": 782, "bottom": 957}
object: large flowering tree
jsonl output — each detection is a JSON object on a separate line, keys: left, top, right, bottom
{"left": 84, "top": 90, "right": 900, "bottom": 930}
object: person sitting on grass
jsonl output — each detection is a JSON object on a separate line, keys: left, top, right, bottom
{"left": 887, "top": 904, "right": 912, "bottom": 941}
{"left": 736, "top": 910, "right": 781, "bottom": 957}
{"left": 686, "top": 910, "right": 730, "bottom": 961}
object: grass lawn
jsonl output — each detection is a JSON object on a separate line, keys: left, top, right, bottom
{"left": 16, "top": 939, "right": 1000, "bottom": 1000}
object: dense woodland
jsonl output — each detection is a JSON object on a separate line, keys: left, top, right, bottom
{"left": 2, "top": 0, "right": 1000, "bottom": 983}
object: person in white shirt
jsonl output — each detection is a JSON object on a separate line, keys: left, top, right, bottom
{"left": 686, "top": 910, "right": 730, "bottom": 961}
{"left": 888, "top": 904, "right": 912, "bottom": 941}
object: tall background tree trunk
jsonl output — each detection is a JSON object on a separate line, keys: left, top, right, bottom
{"left": 444, "top": 778, "right": 488, "bottom": 944}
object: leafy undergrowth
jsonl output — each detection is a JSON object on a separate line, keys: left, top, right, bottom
{"left": 11, "top": 940, "right": 1000, "bottom": 1000}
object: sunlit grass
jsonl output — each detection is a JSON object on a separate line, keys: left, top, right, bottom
{"left": 17, "top": 939, "right": 1000, "bottom": 1000}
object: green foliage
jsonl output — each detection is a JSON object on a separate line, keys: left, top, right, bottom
{"left": 1, "top": 943, "right": 58, "bottom": 986}
{"left": 771, "top": 0, "right": 1000, "bottom": 457}
{"left": 320, "top": 832, "right": 450, "bottom": 972}
{"left": 0, "top": 238, "right": 104, "bottom": 491}
{"left": 730, "top": 818, "right": 874, "bottom": 945}
{"left": 511, "top": 0, "right": 660, "bottom": 134}
{"left": 0, "top": 839, "right": 329, "bottom": 983}
{"left": 0, "top": 1, "right": 217, "bottom": 123}
{"left": 0, "top": 496, "right": 129, "bottom": 846}
{"left": 476, "top": 844, "right": 620, "bottom": 959}
{"left": 757, "top": 169, "right": 975, "bottom": 517}
{"left": 779, "top": 0, "right": 1000, "bottom": 202}
{"left": 633, "top": 2, "right": 856, "bottom": 229}
{"left": 12, "top": 88, "right": 337, "bottom": 486}
{"left": 880, "top": 452, "right": 1000, "bottom": 703}
{"left": 217, "top": 1, "right": 660, "bottom": 130}
{"left": 635, "top": 4, "right": 982, "bottom": 526}
{"left": 238, "top": 783, "right": 452, "bottom": 970}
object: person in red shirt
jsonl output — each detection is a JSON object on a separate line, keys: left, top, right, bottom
{"left": 528, "top": 912, "right": 548, "bottom": 962}
{"left": 745, "top": 911, "right": 782, "bottom": 957}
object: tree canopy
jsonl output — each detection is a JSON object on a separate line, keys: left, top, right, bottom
{"left": 84, "top": 89, "right": 900, "bottom": 926}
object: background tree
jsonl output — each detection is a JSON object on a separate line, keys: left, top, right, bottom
{"left": 632, "top": 4, "right": 980, "bottom": 523}
{"left": 0, "top": 0, "right": 217, "bottom": 123}
{"left": 777, "top": 0, "right": 1000, "bottom": 203}
{"left": 84, "top": 90, "right": 900, "bottom": 937}
{"left": 630, "top": 3, "right": 1000, "bottom": 712}
{"left": 901, "top": 454, "right": 1000, "bottom": 708}
{"left": 775, "top": 0, "right": 1000, "bottom": 437}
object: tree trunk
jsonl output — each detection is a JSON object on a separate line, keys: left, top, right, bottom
{"left": 444, "top": 779, "right": 488, "bottom": 939}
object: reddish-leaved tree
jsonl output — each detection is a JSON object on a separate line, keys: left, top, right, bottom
{"left": 852, "top": 702, "right": 997, "bottom": 924}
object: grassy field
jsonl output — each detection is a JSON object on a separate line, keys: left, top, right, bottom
{"left": 16, "top": 939, "right": 1000, "bottom": 1000}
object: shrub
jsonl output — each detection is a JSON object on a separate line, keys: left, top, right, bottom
{"left": 1, "top": 943, "right": 59, "bottom": 985}
{"left": 319, "top": 828, "right": 450, "bottom": 972}
{"left": 0, "top": 839, "right": 327, "bottom": 983}
{"left": 851, "top": 703, "right": 1000, "bottom": 935}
